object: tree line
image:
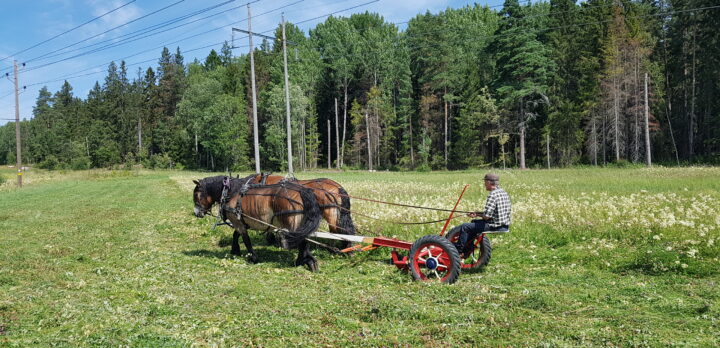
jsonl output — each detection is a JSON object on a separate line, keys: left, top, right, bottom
{"left": 2, "top": 0, "right": 718, "bottom": 171}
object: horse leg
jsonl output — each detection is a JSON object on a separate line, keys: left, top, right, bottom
{"left": 231, "top": 229, "right": 241, "bottom": 256}
{"left": 240, "top": 228, "right": 258, "bottom": 264}
{"left": 265, "top": 231, "right": 279, "bottom": 247}
{"left": 295, "top": 240, "right": 318, "bottom": 272}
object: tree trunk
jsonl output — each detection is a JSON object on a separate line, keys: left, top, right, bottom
{"left": 644, "top": 73, "right": 651, "bottom": 167}
{"left": 501, "top": 139, "right": 506, "bottom": 170}
{"left": 592, "top": 121, "right": 598, "bottom": 166}
{"left": 327, "top": 120, "right": 331, "bottom": 169}
{"left": 689, "top": 29, "right": 696, "bottom": 159}
{"left": 365, "top": 111, "right": 373, "bottom": 171}
{"left": 614, "top": 77, "right": 620, "bottom": 162}
{"left": 340, "top": 84, "right": 348, "bottom": 168}
{"left": 409, "top": 110, "right": 414, "bottom": 168}
{"left": 444, "top": 88, "right": 448, "bottom": 168}
{"left": 520, "top": 125, "right": 526, "bottom": 169}
{"left": 301, "top": 120, "right": 306, "bottom": 171}
{"left": 659, "top": 0, "right": 680, "bottom": 165}
{"left": 519, "top": 100, "right": 526, "bottom": 169}
{"left": 137, "top": 117, "right": 142, "bottom": 155}
{"left": 546, "top": 132, "right": 550, "bottom": 169}
{"left": 602, "top": 108, "right": 607, "bottom": 165}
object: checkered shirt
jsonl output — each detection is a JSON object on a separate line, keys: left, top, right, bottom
{"left": 484, "top": 187, "right": 511, "bottom": 228}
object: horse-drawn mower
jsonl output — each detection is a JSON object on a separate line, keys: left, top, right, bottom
{"left": 194, "top": 175, "right": 507, "bottom": 284}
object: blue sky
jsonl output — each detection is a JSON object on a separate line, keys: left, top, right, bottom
{"left": 0, "top": 0, "right": 508, "bottom": 125}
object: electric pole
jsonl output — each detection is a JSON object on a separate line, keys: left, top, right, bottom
{"left": 644, "top": 73, "right": 651, "bottom": 167}
{"left": 13, "top": 60, "right": 22, "bottom": 187}
{"left": 282, "top": 13, "right": 293, "bottom": 174}
{"left": 247, "top": 5, "right": 260, "bottom": 173}
{"left": 334, "top": 98, "right": 340, "bottom": 169}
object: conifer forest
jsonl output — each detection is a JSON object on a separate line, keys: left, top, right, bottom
{"left": 2, "top": 0, "right": 719, "bottom": 171}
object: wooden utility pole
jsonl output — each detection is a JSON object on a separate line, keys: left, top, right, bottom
{"left": 644, "top": 73, "right": 651, "bottom": 166}
{"left": 334, "top": 98, "right": 340, "bottom": 169}
{"left": 281, "top": 14, "right": 293, "bottom": 174}
{"left": 247, "top": 5, "right": 260, "bottom": 173}
{"left": 13, "top": 60, "right": 22, "bottom": 187}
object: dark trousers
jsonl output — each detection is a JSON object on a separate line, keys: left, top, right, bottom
{"left": 454, "top": 219, "right": 492, "bottom": 252}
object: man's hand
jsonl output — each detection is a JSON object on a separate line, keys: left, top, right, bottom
{"left": 467, "top": 211, "right": 482, "bottom": 218}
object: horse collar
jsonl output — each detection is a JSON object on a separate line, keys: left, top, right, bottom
{"left": 220, "top": 177, "right": 231, "bottom": 203}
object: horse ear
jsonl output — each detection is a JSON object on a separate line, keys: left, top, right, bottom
{"left": 193, "top": 180, "right": 200, "bottom": 185}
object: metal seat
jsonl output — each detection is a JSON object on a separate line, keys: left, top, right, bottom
{"left": 483, "top": 227, "right": 509, "bottom": 234}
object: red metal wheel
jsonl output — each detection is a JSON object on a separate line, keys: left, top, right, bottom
{"left": 409, "top": 235, "right": 461, "bottom": 284}
{"left": 445, "top": 226, "right": 492, "bottom": 269}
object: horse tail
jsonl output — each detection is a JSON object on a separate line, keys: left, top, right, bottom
{"left": 337, "top": 186, "right": 356, "bottom": 235}
{"left": 283, "top": 185, "right": 321, "bottom": 249}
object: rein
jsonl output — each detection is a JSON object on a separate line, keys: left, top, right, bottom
{"left": 303, "top": 185, "right": 476, "bottom": 214}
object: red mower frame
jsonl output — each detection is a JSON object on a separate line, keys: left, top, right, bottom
{"left": 310, "top": 184, "right": 506, "bottom": 284}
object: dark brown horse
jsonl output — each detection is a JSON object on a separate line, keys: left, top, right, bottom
{"left": 250, "top": 174, "right": 356, "bottom": 245}
{"left": 192, "top": 175, "right": 322, "bottom": 271}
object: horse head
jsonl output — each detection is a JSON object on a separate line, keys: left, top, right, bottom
{"left": 192, "top": 179, "right": 214, "bottom": 218}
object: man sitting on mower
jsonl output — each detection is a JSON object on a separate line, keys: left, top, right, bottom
{"left": 453, "top": 173, "right": 511, "bottom": 256}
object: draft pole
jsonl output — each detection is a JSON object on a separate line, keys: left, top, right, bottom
{"left": 248, "top": 4, "right": 260, "bottom": 173}
{"left": 13, "top": 60, "right": 22, "bottom": 187}
{"left": 282, "top": 13, "right": 293, "bottom": 174}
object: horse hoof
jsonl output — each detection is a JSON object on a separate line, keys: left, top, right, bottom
{"left": 246, "top": 254, "right": 258, "bottom": 264}
{"left": 307, "top": 261, "right": 319, "bottom": 272}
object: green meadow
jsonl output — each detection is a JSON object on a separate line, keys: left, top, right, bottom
{"left": 1, "top": 167, "right": 718, "bottom": 346}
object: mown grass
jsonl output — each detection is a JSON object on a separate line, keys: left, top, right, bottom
{"left": 1, "top": 167, "right": 718, "bottom": 346}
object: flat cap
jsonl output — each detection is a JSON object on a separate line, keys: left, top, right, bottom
{"left": 483, "top": 173, "right": 500, "bottom": 182}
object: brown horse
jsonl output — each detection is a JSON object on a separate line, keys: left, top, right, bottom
{"left": 250, "top": 174, "right": 356, "bottom": 245}
{"left": 192, "top": 175, "right": 322, "bottom": 271}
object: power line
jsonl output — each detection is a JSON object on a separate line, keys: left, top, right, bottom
{"left": 22, "top": 0, "right": 304, "bottom": 87}
{"left": 294, "top": 0, "right": 379, "bottom": 25}
{"left": 20, "top": 0, "right": 257, "bottom": 73}
{"left": 0, "top": 0, "right": 187, "bottom": 73}
{"left": 23, "top": 0, "right": 247, "bottom": 66}
{"left": 24, "top": 0, "right": 304, "bottom": 84}
{"left": 0, "top": 0, "right": 138, "bottom": 63}
{"left": 19, "top": 0, "right": 309, "bottom": 76}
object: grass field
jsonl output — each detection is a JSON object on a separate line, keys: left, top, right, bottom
{"left": 1, "top": 167, "right": 719, "bottom": 346}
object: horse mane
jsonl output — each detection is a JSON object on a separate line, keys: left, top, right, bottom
{"left": 198, "top": 176, "right": 225, "bottom": 200}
